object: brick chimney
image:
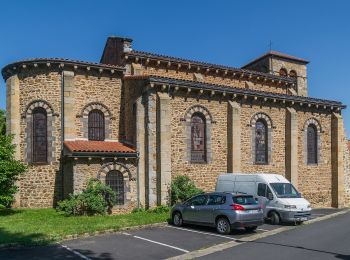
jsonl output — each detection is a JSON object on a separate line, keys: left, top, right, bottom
{"left": 100, "top": 36, "right": 133, "bottom": 66}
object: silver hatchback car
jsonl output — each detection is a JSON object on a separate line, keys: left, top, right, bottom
{"left": 171, "top": 192, "right": 264, "bottom": 234}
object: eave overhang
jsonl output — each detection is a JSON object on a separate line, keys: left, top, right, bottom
{"left": 125, "top": 75, "right": 346, "bottom": 111}
{"left": 2, "top": 58, "right": 125, "bottom": 81}
{"left": 125, "top": 50, "right": 296, "bottom": 89}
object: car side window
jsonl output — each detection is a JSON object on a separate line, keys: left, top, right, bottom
{"left": 257, "top": 183, "right": 267, "bottom": 197}
{"left": 208, "top": 195, "right": 226, "bottom": 205}
{"left": 190, "top": 195, "right": 207, "bottom": 206}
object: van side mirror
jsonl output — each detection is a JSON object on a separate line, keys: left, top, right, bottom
{"left": 268, "top": 193, "right": 274, "bottom": 200}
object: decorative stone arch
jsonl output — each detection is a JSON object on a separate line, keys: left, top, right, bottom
{"left": 98, "top": 162, "right": 134, "bottom": 207}
{"left": 303, "top": 118, "right": 322, "bottom": 165}
{"left": 23, "top": 100, "right": 56, "bottom": 164}
{"left": 250, "top": 112, "right": 273, "bottom": 129}
{"left": 250, "top": 112, "right": 273, "bottom": 164}
{"left": 79, "top": 102, "right": 112, "bottom": 140}
{"left": 184, "top": 105, "right": 213, "bottom": 163}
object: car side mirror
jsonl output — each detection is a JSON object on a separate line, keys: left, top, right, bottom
{"left": 268, "top": 193, "right": 274, "bottom": 200}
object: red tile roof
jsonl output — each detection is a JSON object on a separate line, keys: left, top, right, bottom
{"left": 64, "top": 140, "right": 136, "bottom": 154}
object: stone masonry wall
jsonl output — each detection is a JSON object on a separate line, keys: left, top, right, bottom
{"left": 169, "top": 93, "right": 227, "bottom": 191}
{"left": 17, "top": 68, "right": 62, "bottom": 207}
{"left": 74, "top": 72, "right": 122, "bottom": 141}
{"left": 343, "top": 133, "right": 350, "bottom": 206}
{"left": 71, "top": 158, "right": 138, "bottom": 214}
{"left": 297, "top": 111, "right": 332, "bottom": 207}
{"left": 139, "top": 66, "right": 288, "bottom": 95}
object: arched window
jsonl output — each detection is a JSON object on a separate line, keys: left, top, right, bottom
{"left": 88, "top": 109, "right": 105, "bottom": 141}
{"left": 255, "top": 119, "right": 268, "bottom": 164}
{"left": 32, "top": 107, "right": 47, "bottom": 163}
{"left": 289, "top": 70, "right": 297, "bottom": 78}
{"left": 191, "top": 113, "right": 206, "bottom": 163}
{"left": 307, "top": 124, "right": 318, "bottom": 164}
{"left": 279, "top": 68, "right": 288, "bottom": 77}
{"left": 106, "top": 170, "right": 124, "bottom": 205}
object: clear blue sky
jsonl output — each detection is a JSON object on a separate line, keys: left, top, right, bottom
{"left": 1, "top": 0, "right": 350, "bottom": 137}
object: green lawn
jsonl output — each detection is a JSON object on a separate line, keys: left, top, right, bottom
{"left": 0, "top": 208, "right": 169, "bottom": 246}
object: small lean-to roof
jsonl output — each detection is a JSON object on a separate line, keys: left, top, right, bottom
{"left": 242, "top": 50, "right": 309, "bottom": 69}
{"left": 64, "top": 140, "right": 136, "bottom": 156}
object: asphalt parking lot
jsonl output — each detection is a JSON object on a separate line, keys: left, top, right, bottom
{"left": 0, "top": 208, "right": 345, "bottom": 260}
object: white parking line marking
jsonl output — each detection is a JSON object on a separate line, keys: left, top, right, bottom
{"left": 168, "top": 226, "right": 237, "bottom": 240}
{"left": 132, "top": 235, "right": 189, "bottom": 253}
{"left": 257, "top": 228, "right": 270, "bottom": 232}
{"left": 59, "top": 244, "right": 92, "bottom": 260}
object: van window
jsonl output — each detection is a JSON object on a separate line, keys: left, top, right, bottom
{"left": 233, "top": 196, "right": 257, "bottom": 205}
{"left": 208, "top": 195, "right": 226, "bottom": 205}
{"left": 257, "top": 183, "right": 267, "bottom": 197}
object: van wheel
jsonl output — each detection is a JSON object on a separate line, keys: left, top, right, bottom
{"left": 270, "top": 211, "right": 281, "bottom": 225}
{"left": 172, "top": 212, "right": 183, "bottom": 227}
{"left": 216, "top": 217, "right": 231, "bottom": 235}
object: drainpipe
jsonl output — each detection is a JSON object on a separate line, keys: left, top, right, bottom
{"left": 136, "top": 151, "right": 140, "bottom": 208}
{"left": 60, "top": 70, "right": 65, "bottom": 201}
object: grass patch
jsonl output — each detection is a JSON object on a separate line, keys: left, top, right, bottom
{"left": 0, "top": 208, "right": 169, "bottom": 246}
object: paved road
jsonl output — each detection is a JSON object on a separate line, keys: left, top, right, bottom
{"left": 202, "top": 211, "right": 350, "bottom": 260}
{"left": 0, "top": 208, "right": 346, "bottom": 260}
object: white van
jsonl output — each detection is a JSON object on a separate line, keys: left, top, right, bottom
{"left": 215, "top": 173, "right": 312, "bottom": 224}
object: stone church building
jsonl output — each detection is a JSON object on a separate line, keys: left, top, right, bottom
{"left": 2, "top": 36, "right": 350, "bottom": 212}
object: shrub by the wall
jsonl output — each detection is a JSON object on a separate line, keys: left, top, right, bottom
{"left": 170, "top": 175, "right": 203, "bottom": 205}
{"left": 57, "top": 179, "right": 116, "bottom": 216}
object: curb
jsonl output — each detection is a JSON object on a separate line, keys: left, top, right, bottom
{"left": 0, "top": 221, "right": 168, "bottom": 250}
{"left": 167, "top": 208, "right": 350, "bottom": 260}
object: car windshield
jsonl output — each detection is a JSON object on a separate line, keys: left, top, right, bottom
{"left": 270, "top": 183, "right": 300, "bottom": 198}
{"left": 233, "top": 196, "right": 257, "bottom": 205}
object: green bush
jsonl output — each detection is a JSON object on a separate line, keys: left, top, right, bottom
{"left": 132, "top": 207, "right": 146, "bottom": 213}
{"left": 57, "top": 179, "right": 116, "bottom": 216}
{"left": 170, "top": 175, "right": 203, "bottom": 205}
{"left": 148, "top": 205, "right": 170, "bottom": 214}
{"left": 0, "top": 133, "right": 27, "bottom": 208}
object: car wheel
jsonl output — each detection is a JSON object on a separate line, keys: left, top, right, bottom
{"left": 270, "top": 211, "right": 280, "bottom": 225}
{"left": 216, "top": 217, "right": 231, "bottom": 235}
{"left": 172, "top": 212, "right": 183, "bottom": 227}
{"left": 245, "top": 226, "right": 258, "bottom": 232}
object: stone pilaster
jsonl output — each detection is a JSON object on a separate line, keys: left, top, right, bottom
{"left": 156, "top": 92, "right": 171, "bottom": 205}
{"left": 136, "top": 96, "right": 146, "bottom": 207}
{"left": 227, "top": 101, "right": 241, "bottom": 172}
{"left": 63, "top": 71, "right": 75, "bottom": 140}
{"left": 6, "top": 75, "right": 21, "bottom": 207}
{"left": 6, "top": 75, "right": 21, "bottom": 160}
{"left": 285, "top": 107, "right": 298, "bottom": 188}
{"left": 331, "top": 112, "right": 345, "bottom": 208}
{"left": 145, "top": 91, "right": 157, "bottom": 208}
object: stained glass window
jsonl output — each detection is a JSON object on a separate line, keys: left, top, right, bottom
{"left": 191, "top": 113, "right": 206, "bottom": 163}
{"left": 255, "top": 119, "right": 268, "bottom": 164}
{"left": 307, "top": 124, "right": 317, "bottom": 164}
{"left": 106, "top": 170, "right": 124, "bottom": 205}
{"left": 32, "top": 107, "right": 47, "bottom": 163}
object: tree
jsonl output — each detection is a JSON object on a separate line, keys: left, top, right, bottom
{"left": 0, "top": 110, "right": 26, "bottom": 208}
{"left": 0, "top": 109, "right": 5, "bottom": 135}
